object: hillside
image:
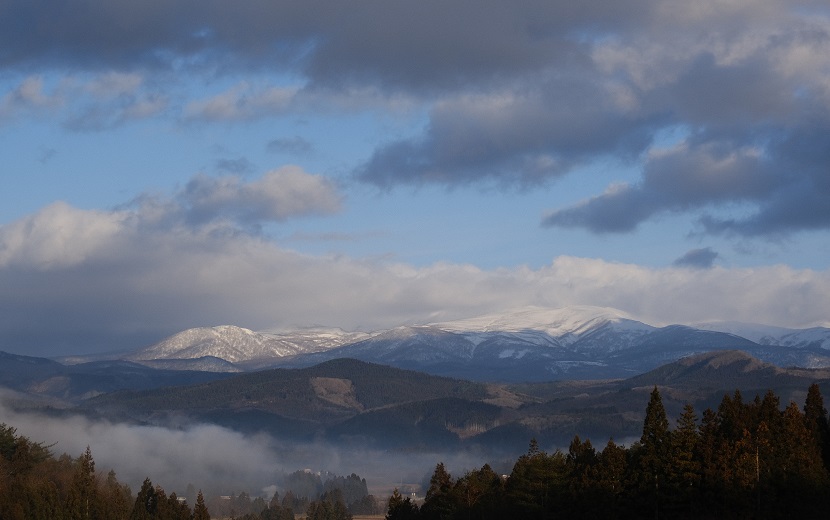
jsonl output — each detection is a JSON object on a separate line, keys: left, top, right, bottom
{"left": 0, "top": 351, "right": 231, "bottom": 403}
{"left": 79, "top": 351, "right": 830, "bottom": 453}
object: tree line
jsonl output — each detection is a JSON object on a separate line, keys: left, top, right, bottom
{"left": 0, "top": 424, "right": 210, "bottom": 519}
{"left": 0, "top": 419, "right": 381, "bottom": 520}
{"left": 387, "top": 383, "right": 830, "bottom": 519}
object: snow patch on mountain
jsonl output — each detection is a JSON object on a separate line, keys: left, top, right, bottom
{"left": 130, "top": 325, "right": 367, "bottom": 364}
{"left": 434, "top": 305, "right": 640, "bottom": 336}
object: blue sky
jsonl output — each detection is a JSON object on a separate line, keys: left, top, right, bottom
{"left": 2, "top": 0, "right": 830, "bottom": 356}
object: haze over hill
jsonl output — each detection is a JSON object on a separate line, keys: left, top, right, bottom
{"left": 35, "top": 351, "right": 830, "bottom": 461}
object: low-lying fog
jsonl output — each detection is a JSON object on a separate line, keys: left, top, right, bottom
{"left": 0, "top": 392, "right": 517, "bottom": 498}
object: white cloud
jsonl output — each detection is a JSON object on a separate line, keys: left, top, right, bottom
{"left": 1, "top": 200, "right": 828, "bottom": 356}
{"left": 0, "top": 201, "right": 126, "bottom": 269}
{"left": 180, "top": 166, "right": 343, "bottom": 225}
{"left": 0, "top": 76, "right": 63, "bottom": 119}
{"left": 83, "top": 72, "right": 144, "bottom": 98}
{"left": 182, "top": 82, "right": 299, "bottom": 121}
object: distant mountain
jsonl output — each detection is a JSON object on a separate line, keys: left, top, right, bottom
{"left": 121, "top": 306, "right": 830, "bottom": 382}
{"left": 0, "top": 351, "right": 232, "bottom": 402}
{"left": 279, "top": 312, "right": 818, "bottom": 382}
{"left": 694, "top": 320, "right": 830, "bottom": 350}
{"left": 127, "top": 325, "right": 368, "bottom": 370}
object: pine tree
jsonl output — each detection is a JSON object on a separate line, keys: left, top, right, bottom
{"left": 667, "top": 403, "right": 701, "bottom": 513}
{"left": 506, "top": 442, "right": 568, "bottom": 520}
{"left": 192, "top": 490, "right": 210, "bottom": 520}
{"left": 803, "top": 383, "right": 830, "bottom": 473}
{"left": 595, "top": 438, "right": 626, "bottom": 504}
{"left": 99, "top": 469, "right": 133, "bottom": 520}
{"left": 565, "top": 435, "right": 598, "bottom": 516}
{"left": 130, "top": 478, "right": 158, "bottom": 520}
{"left": 777, "top": 401, "right": 829, "bottom": 512}
{"left": 454, "top": 464, "right": 502, "bottom": 520}
{"left": 421, "top": 462, "right": 455, "bottom": 520}
{"left": 386, "top": 488, "right": 419, "bottom": 520}
{"left": 637, "top": 386, "right": 670, "bottom": 517}
{"left": 66, "top": 446, "right": 98, "bottom": 520}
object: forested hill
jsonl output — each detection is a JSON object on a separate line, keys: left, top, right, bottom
{"left": 84, "top": 358, "right": 495, "bottom": 441}
{"left": 88, "top": 358, "right": 488, "bottom": 410}
{"left": 78, "top": 352, "right": 830, "bottom": 453}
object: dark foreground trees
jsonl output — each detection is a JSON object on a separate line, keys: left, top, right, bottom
{"left": 389, "top": 384, "right": 830, "bottom": 520}
{"left": 0, "top": 423, "right": 211, "bottom": 520}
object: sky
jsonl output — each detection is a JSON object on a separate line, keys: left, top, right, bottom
{"left": 2, "top": 0, "right": 830, "bottom": 356}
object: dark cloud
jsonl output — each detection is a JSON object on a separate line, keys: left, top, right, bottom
{"left": 358, "top": 77, "right": 658, "bottom": 187}
{"left": 544, "top": 114, "right": 830, "bottom": 237}
{"left": 4, "top": 0, "right": 830, "bottom": 241}
{"left": 541, "top": 141, "right": 780, "bottom": 232}
{"left": 0, "top": 1, "right": 650, "bottom": 87}
{"left": 697, "top": 117, "right": 830, "bottom": 236}
{"left": 673, "top": 247, "right": 718, "bottom": 269}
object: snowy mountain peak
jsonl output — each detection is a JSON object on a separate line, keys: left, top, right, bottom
{"left": 125, "top": 306, "right": 830, "bottom": 380}
{"left": 130, "top": 325, "right": 370, "bottom": 365}
{"left": 432, "top": 305, "right": 645, "bottom": 337}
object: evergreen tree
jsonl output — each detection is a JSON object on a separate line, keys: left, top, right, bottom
{"left": 803, "top": 383, "right": 830, "bottom": 473}
{"left": 594, "top": 438, "right": 626, "bottom": 516}
{"left": 506, "top": 441, "right": 568, "bottom": 520}
{"left": 565, "top": 435, "right": 599, "bottom": 517}
{"left": 454, "top": 463, "right": 503, "bottom": 520}
{"left": 635, "top": 386, "right": 670, "bottom": 517}
{"left": 130, "top": 478, "right": 158, "bottom": 520}
{"left": 774, "top": 401, "right": 830, "bottom": 515}
{"left": 667, "top": 403, "right": 701, "bottom": 513}
{"left": 192, "top": 490, "right": 210, "bottom": 520}
{"left": 100, "top": 470, "right": 133, "bottom": 520}
{"left": 66, "top": 446, "right": 98, "bottom": 520}
{"left": 421, "top": 462, "right": 455, "bottom": 520}
{"left": 386, "top": 488, "right": 419, "bottom": 520}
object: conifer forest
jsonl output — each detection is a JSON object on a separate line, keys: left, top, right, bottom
{"left": 3, "top": 384, "right": 830, "bottom": 519}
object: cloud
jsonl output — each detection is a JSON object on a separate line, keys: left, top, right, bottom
{"left": 182, "top": 83, "right": 299, "bottom": 122}
{"left": 0, "top": 76, "right": 63, "bottom": 120}
{"left": 5, "top": 1, "right": 828, "bottom": 233}
{"left": 356, "top": 69, "right": 656, "bottom": 188}
{"left": 1, "top": 198, "right": 828, "bottom": 356}
{"left": 541, "top": 141, "right": 780, "bottom": 232}
{"left": 176, "top": 166, "right": 342, "bottom": 226}
{"left": 0, "top": 73, "right": 166, "bottom": 129}
{"left": 0, "top": 394, "right": 496, "bottom": 497}
{"left": 673, "top": 247, "right": 719, "bottom": 269}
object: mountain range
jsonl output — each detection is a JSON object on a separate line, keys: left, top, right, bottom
{"left": 95, "top": 306, "right": 830, "bottom": 382}
{"left": 77, "top": 351, "right": 830, "bottom": 453}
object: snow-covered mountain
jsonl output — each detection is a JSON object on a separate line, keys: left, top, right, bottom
{"left": 128, "top": 325, "right": 369, "bottom": 370}
{"left": 126, "top": 306, "right": 830, "bottom": 380}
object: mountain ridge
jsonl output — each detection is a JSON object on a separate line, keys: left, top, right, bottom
{"left": 102, "top": 306, "right": 830, "bottom": 381}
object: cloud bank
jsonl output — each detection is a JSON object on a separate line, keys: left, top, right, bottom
{"left": 0, "top": 195, "right": 828, "bottom": 356}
